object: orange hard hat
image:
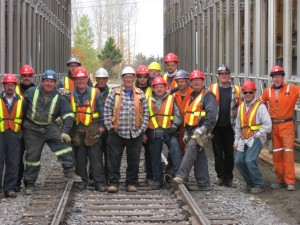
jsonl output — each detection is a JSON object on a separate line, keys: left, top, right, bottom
{"left": 242, "top": 80, "right": 256, "bottom": 91}
{"left": 270, "top": 65, "right": 285, "bottom": 76}
{"left": 152, "top": 77, "right": 167, "bottom": 87}
{"left": 136, "top": 65, "right": 150, "bottom": 75}
{"left": 189, "top": 70, "right": 205, "bottom": 81}
{"left": 2, "top": 74, "right": 18, "bottom": 84}
{"left": 164, "top": 52, "right": 179, "bottom": 63}
{"left": 20, "top": 64, "right": 34, "bottom": 75}
{"left": 73, "top": 67, "right": 88, "bottom": 78}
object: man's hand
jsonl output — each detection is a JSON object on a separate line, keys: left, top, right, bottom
{"left": 233, "top": 144, "right": 238, "bottom": 151}
{"left": 99, "top": 127, "right": 105, "bottom": 135}
{"left": 183, "top": 131, "right": 189, "bottom": 144}
{"left": 61, "top": 133, "right": 71, "bottom": 144}
{"left": 193, "top": 128, "right": 203, "bottom": 136}
{"left": 168, "top": 127, "right": 177, "bottom": 136}
{"left": 142, "top": 134, "right": 148, "bottom": 143}
{"left": 57, "top": 88, "right": 69, "bottom": 96}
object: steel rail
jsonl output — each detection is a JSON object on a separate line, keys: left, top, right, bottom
{"left": 50, "top": 180, "right": 74, "bottom": 225}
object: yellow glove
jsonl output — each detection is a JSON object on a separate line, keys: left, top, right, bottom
{"left": 61, "top": 133, "right": 71, "bottom": 144}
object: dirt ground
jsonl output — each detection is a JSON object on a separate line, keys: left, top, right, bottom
{"left": 206, "top": 145, "right": 300, "bottom": 225}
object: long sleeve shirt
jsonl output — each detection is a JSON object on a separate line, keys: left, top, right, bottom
{"left": 104, "top": 86, "right": 149, "bottom": 139}
{"left": 234, "top": 98, "right": 272, "bottom": 152}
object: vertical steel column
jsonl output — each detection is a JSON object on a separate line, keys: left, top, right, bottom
{"left": 32, "top": 4, "right": 37, "bottom": 72}
{"left": 36, "top": 7, "right": 41, "bottom": 75}
{"left": 244, "top": 0, "right": 251, "bottom": 78}
{"left": 212, "top": 3, "right": 217, "bottom": 74}
{"left": 298, "top": 0, "right": 300, "bottom": 77}
{"left": 254, "top": 0, "right": 262, "bottom": 84}
{"left": 21, "top": 0, "right": 26, "bottom": 65}
{"left": 207, "top": 8, "right": 211, "bottom": 74}
{"left": 219, "top": 0, "right": 224, "bottom": 65}
{"left": 0, "top": 0, "right": 5, "bottom": 73}
{"left": 27, "top": 3, "right": 32, "bottom": 64}
{"left": 268, "top": 0, "right": 276, "bottom": 83}
{"left": 225, "top": 0, "right": 231, "bottom": 65}
{"left": 283, "top": 0, "right": 292, "bottom": 79}
{"left": 7, "top": 0, "right": 13, "bottom": 72}
{"left": 201, "top": 9, "right": 206, "bottom": 72}
{"left": 261, "top": 1, "right": 266, "bottom": 76}
{"left": 192, "top": 10, "right": 196, "bottom": 69}
{"left": 233, "top": 0, "right": 240, "bottom": 82}
{"left": 14, "top": 0, "right": 21, "bottom": 71}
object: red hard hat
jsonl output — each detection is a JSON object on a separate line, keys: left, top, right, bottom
{"left": 2, "top": 74, "right": 18, "bottom": 84}
{"left": 136, "top": 65, "right": 150, "bottom": 75}
{"left": 164, "top": 52, "right": 179, "bottom": 63}
{"left": 152, "top": 77, "right": 167, "bottom": 87}
{"left": 242, "top": 80, "right": 256, "bottom": 91}
{"left": 20, "top": 64, "right": 34, "bottom": 75}
{"left": 270, "top": 65, "right": 285, "bottom": 77}
{"left": 73, "top": 67, "right": 88, "bottom": 78}
{"left": 189, "top": 70, "right": 205, "bottom": 81}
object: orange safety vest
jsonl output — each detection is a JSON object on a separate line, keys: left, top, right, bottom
{"left": 162, "top": 73, "right": 178, "bottom": 89}
{"left": 184, "top": 89, "right": 207, "bottom": 126}
{"left": 112, "top": 87, "right": 143, "bottom": 129}
{"left": 70, "top": 88, "right": 99, "bottom": 126}
{"left": 64, "top": 76, "right": 75, "bottom": 92}
{"left": 144, "top": 87, "right": 152, "bottom": 100}
{"left": 240, "top": 101, "right": 262, "bottom": 139}
{"left": 174, "top": 86, "right": 193, "bottom": 118}
{"left": 210, "top": 83, "right": 241, "bottom": 105}
{"left": 0, "top": 96, "right": 24, "bottom": 132}
{"left": 148, "top": 95, "right": 174, "bottom": 129}
{"left": 15, "top": 85, "right": 22, "bottom": 96}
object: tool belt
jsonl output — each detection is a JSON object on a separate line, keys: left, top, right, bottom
{"left": 271, "top": 117, "right": 293, "bottom": 124}
{"left": 71, "top": 123, "right": 100, "bottom": 147}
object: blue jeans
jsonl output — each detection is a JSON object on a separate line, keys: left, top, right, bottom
{"left": 148, "top": 130, "right": 182, "bottom": 183}
{"left": 235, "top": 138, "right": 264, "bottom": 188}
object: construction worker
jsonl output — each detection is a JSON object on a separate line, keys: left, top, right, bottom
{"left": 162, "top": 52, "right": 179, "bottom": 89}
{"left": 135, "top": 65, "right": 153, "bottom": 187}
{"left": 23, "top": 69, "right": 82, "bottom": 195}
{"left": 234, "top": 80, "right": 272, "bottom": 194}
{"left": 173, "top": 70, "right": 217, "bottom": 191}
{"left": 15, "top": 64, "right": 36, "bottom": 192}
{"left": 174, "top": 70, "right": 193, "bottom": 154}
{"left": 147, "top": 77, "right": 182, "bottom": 189}
{"left": 93, "top": 67, "right": 111, "bottom": 184}
{"left": 259, "top": 65, "right": 300, "bottom": 191}
{"left": 148, "top": 61, "right": 162, "bottom": 84}
{"left": 210, "top": 64, "right": 241, "bottom": 187}
{"left": 58, "top": 56, "right": 92, "bottom": 94}
{"left": 70, "top": 67, "right": 106, "bottom": 192}
{"left": 104, "top": 66, "right": 149, "bottom": 193}
{"left": 0, "top": 74, "right": 26, "bottom": 198}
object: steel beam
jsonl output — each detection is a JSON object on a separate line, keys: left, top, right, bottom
{"left": 244, "top": 0, "right": 251, "bottom": 78}
{"left": 234, "top": 0, "right": 240, "bottom": 82}
{"left": 283, "top": 0, "right": 292, "bottom": 79}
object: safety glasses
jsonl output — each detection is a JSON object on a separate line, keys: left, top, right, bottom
{"left": 243, "top": 91, "right": 254, "bottom": 95}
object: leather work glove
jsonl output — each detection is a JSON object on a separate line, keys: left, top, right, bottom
{"left": 57, "top": 88, "right": 69, "bottom": 96}
{"left": 183, "top": 131, "right": 189, "bottom": 144}
{"left": 61, "top": 133, "right": 71, "bottom": 144}
{"left": 193, "top": 128, "right": 203, "bottom": 136}
{"left": 55, "top": 117, "right": 63, "bottom": 127}
{"left": 168, "top": 127, "right": 177, "bottom": 136}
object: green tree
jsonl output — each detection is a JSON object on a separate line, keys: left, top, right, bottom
{"left": 97, "top": 37, "right": 123, "bottom": 79}
{"left": 73, "top": 14, "right": 98, "bottom": 74}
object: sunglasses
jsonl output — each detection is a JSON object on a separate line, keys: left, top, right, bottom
{"left": 137, "top": 75, "right": 148, "bottom": 78}
{"left": 243, "top": 91, "right": 254, "bottom": 95}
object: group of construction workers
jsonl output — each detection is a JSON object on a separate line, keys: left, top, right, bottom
{"left": 0, "top": 53, "right": 298, "bottom": 199}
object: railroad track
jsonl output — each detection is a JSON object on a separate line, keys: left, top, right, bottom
{"left": 18, "top": 149, "right": 239, "bottom": 225}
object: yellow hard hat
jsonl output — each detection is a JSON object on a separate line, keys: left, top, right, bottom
{"left": 148, "top": 62, "right": 162, "bottom": 71}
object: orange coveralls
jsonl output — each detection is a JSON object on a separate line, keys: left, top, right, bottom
{"left": 260, "top": 82, "right": 300, "bottom": 185}
{"left": 174, "top": 86, "right": 193, "bottom": 154}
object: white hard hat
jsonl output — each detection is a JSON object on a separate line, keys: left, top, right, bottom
{"left": 121, "top": 66, "right": 135, "bottom": 76}
{"left": 95, "top": 68, "right": 109, "bottom": 78}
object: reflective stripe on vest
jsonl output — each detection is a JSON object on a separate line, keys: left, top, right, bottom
{"left": 29, "top": 88, "right": 59, "bottom": 125}
{"left": 162, "top": 73, "right": 177, "bottom": 89}
{"left": 0, "top": 96, "right": 24, "bottom": 132}
{"left": 64, "top": 76, "right": 75, "bottom": 92}
{"left": 148, "top": 95, "right": 174, "bottom": 129}
{"left": 145, "top": 87, "right": 152, "bottom": 100}
{"left": 184, "top": 91, "right": 206, "bottom": 126}
{"left": 240, "top": 101, "right": 262, "bottom": 139}
{"left": 15, "top": 85, "right": 21, "bottom": 96}
{"left": 70, "top": 88, "right": 99, "bottom": 126}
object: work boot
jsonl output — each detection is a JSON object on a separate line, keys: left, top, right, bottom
{"left": 287, "top": 184, "right": 296, "bottom": 191}
{"left": 95, "top": 184, "right": 107, "bottom": 192}
{"left": 127, "top": 185, "right": 137, "bottom": 192}
{"left": 271, "top": 183, "right": 286, "bottom": 189}
{"left": 73, "top": 182, "right": 87, "bottom": 191}
{"left": 5, "top": 191, "right": 17, "bottom": 198}
{"left": 214, "top": 178, "right": 225, "bottom": 186}
{"left": 224, "top": 180, "right": 237, "bottom": 188}
{"left": 243, "top": 186, "right": 252, "bottom": 193}
{"left": 64, "top": 171, "right": 82, "bottom": 182}
{"left": 250, "top": 187, "right": 264, "bottom": 194}
{"left": 13, "top": 186, "right": 21, "bottom": 193}
{"left": 107, "top": 185, "right": 119, "bottom": 193}
{"left": 151, "top": 181, "right": 163, "bottom": 190}
{"left": 172, "top": 176, "right": 185, "bottom": 184}
{"left": 24, "top": 185, "right": 35, "bottom": 195}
